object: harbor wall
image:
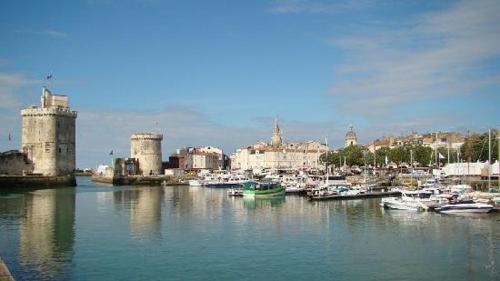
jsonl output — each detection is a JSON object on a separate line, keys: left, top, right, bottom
{"left": 0, "top": 174, "right": 76, "bottom": 189}
{"left": 0, "top": 150, "right": 33, "bottom": 175}
{"left": 91, "top": 175, "right": 184, "bottom": 186}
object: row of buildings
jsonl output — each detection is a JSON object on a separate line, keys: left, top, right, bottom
{"left": 366, "top": 132, "right": 466, "bottom": 153}
{"left": 228, "top": 119, "right": 328, "bottom": 171}
{"left": 93, "top": 109, "right": 495, "bottom": 180}
{"left": 0, "top": 86, "right": 474, "bottom": 180}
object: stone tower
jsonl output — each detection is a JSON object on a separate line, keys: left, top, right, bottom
{"left": 130, "top": 133, "right": 163, "bottom": 175}
{"left": 21, "top": 88, "right": 77, "bottom": 176}
{"left": 271, "top": 117, "right": 282, "bottom": 148}
{"left": 345, "top": 125, "right": 357, "bottom": 148}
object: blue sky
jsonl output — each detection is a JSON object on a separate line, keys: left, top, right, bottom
{"left": 1, "top": 0, "right": 499, "bottom": 168}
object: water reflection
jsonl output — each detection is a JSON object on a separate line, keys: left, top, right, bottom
{"left": 112, "top": 187, "right": 163, "bottom": 239}
{"left": 242, "top": 197, "right": 285, "bottom": 209}
{"left": 1, "top": 183, "right": 498, "bottom": 281}
{"left": 19, "top": 188, "right": 75, "bottom": 279}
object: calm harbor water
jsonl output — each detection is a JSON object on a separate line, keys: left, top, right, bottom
{"left": 0, "top": 177, "right": 499, "bottom": 281}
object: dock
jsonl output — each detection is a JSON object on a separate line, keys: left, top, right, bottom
{"left": 91, "top": 174, "right": 187, "bottom": 186}
{"left": 0, "top": 257, "right": 14, "bottom": 281}
{"left": 309, "top": 191, "right": 401, "bottom": 201}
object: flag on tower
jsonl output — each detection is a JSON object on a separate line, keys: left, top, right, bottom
{"left": 46, "top": 74, "right": 53, "bottom": 80}
{"left": 109, "top": 150, "right": 114, "bottom": 156}
{"left": 8, "top": 133, "right": 11, "bottom": 141}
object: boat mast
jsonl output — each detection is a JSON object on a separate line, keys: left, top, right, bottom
{"left": 364, "top": 150, "right": 367, "bottom": 183}
{"left": 435, "top": 132, "right": 438, "bottom": 168}
{"left": 467, "top": 130, "right": 471, "bottom": 186}
{"left": 410, "top": 149, "right": 413, "bottom": 187}
{"left": 498, "top": 129, "right": 500, "bottom": 190}
{"left": 447, "top": 138, "right": 450, "bottom": 165}
{"left": 488, "top": 128, "right": 491, "bottom": 191}
{"left": 325, "top": 137, "right": 329, "bottom": 185}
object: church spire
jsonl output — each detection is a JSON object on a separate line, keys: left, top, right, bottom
{"left": 271, "top": 117, "right": 282, "bottom": 147}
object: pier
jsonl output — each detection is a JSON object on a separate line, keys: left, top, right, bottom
{"left": 91, "top": 174, "right": 186, "bottom": 186}
{"left": 309, "top": 191, "right": 401, "bottom": 201}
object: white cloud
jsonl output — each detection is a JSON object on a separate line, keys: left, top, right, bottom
{"left": 14, "top": 29, "right": 67, "bottom": 38}
{"left": 38, "top": 29, "right": 67, "bottom": 38}
{"left": 269, "top": 0, "right": 372, "bottom": 14}
{"left": 329, "top": 0, "right": 500, "bottom": 115}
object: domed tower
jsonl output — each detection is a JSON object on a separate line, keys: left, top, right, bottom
{"left": 345, "top": 125, "right": 357, "bottom": 148}
{"left": 130, "top": 133, "right": 163, "bottom": 176}
{"left": 21, "top": 87, "right": 77, "bottom": 176}
{"left": 271, "top": 117, "right": 282, "bottom": 148}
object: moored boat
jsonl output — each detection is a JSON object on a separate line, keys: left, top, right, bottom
{"left": 188, "top": 179, "right": 203, "bottom": 186}
{"left": 380, "top": 190, "right": 433, "bottom": 211}
{"left": 242, "top": 181, "right": 285, "bottom": 199}
{"left": 228, "top": 188, "right": 244, "bottom": 197}
{"left": 435, "top": 202, "right": 494, "bottom": 214}
{"left": 380, "top": 197, "right": 427, "bottom": 211}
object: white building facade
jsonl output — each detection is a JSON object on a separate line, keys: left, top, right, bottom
{"left": 230, "top": 119, "right": 328, "bottom": 170}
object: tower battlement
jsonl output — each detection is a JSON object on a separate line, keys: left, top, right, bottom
{"left": 21, "top": 107, "right": 77, "bottom": 118}
{"left": 130, "top": 133, "right": 163, "bottom": 141}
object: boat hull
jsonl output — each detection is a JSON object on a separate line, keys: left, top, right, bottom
{"left": 243, "top": 188, "right": 285, "bottom": 199}
{"left": 381, "top": 198, "right": 424, "bottom": 211}
{"left": 205, "top": 183, "right": 242, "bottom": 188}
{"left": 436, "top": 203, "right": 493, "bottom": 214}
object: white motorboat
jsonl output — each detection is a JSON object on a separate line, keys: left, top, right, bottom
{"left": 188, "top": 179, "right": 203, "bottom": 186}
{"left": 380, "top": 190, "right": 433, "bottom": 211}
{"left": 448, "top": 184, "right": 472, "bottom": 194}
{"left": 380, "top": 197, "right": 427, "bottom": 211}
{"left": 284, "top": 184, "right": 306, "bottom": 193}
{"left": 435, "top": 202, "right": 494, "bottom": 214}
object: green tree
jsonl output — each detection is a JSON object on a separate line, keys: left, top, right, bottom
{"left": 412, "top": 145, "right": 432, "bottom": 166}
{"left": 460, "top": 132, "right": 498, "bottom": 162}
{"left": 320, "top": 145, "right": 369, "bottom": 167}
{"left": 320, "top": 151, "right": 342, "bottom": 167}
{"left": 343, "top": 145, "right": 365, "bottom": 166}
{"left": 374, "top": 147, "right": 391, "bottom": 166}
{"left": 389, "top": 146, "right": 408, "bottom": 165}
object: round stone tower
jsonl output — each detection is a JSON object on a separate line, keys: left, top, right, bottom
{"left": 21, "top": 88, "right": 77, "bottom": 176}
{"left": 130, "top": 133, "right": 163, "bottom": 176}
{"left": 345, "top": 125, "right": 357, "bottom": 148}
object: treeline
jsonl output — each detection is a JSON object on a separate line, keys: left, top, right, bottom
{"left": 321, "top": 131, "right": 498, "bottom": 167}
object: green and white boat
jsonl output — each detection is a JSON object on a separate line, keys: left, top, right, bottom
{"left": 242, "top": 181, "right": 285, "bottom": 198}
